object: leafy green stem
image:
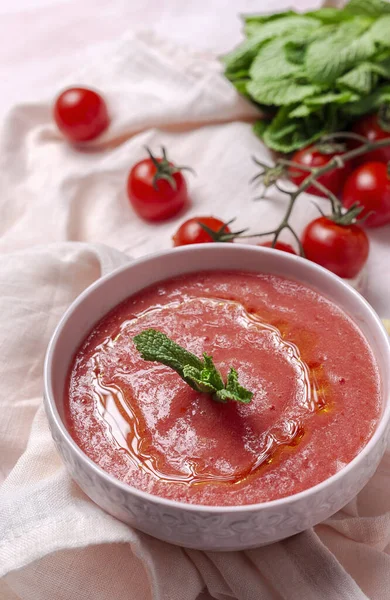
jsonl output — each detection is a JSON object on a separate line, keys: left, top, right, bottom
{"left": 133, "top": 329, "right": 254, "bottom": 404}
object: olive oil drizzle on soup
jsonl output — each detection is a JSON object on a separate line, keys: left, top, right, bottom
{"left": 65, "top": 271, "right": 381, "bottom": 506}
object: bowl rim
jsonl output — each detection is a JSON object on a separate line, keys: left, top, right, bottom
{"left": 44, "top": 243, "right": 390, "bottom": 513}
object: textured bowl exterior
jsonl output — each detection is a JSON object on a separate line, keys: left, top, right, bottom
{"left": 44, "top": 244, "right": 390, "bottom": 551}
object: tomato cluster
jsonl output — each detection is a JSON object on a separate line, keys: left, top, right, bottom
{"left": 53, "top": 88, "right": 389, "bottom": 280}
{"left": 289, "top": 117, "right": 390, "bottom": 229}
{"left": 285, "top": 114, "right": 390, "bottom": 277}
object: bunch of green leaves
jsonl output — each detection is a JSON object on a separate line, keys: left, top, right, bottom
{"left": 222, "top": 0, "right": 390, "bottom": 152}
{"left": 133, "top": 329, "right": 253, "bottom": 404}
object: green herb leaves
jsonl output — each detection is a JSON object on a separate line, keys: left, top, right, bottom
{"left": 345, "top": 0, "right": 390, "bottom": 17}
{"left": 223, "top": 1, "right": 390, "bottom": 152}
{"left": 133, "top": 329, "right": 253, "bottom": 404}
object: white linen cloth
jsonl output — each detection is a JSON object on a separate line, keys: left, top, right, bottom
{"left": 1, "top": 31, "right": 390, "bottom": 600}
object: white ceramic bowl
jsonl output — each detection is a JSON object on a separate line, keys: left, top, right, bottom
{"left": 44, "top": 244, "right": 390, "bottom": 551}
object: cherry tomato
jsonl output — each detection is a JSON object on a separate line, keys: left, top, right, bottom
{"left": 301, "top": 216, "right": 369, "bottom": 279}
{"left": 342, "top": 162, "right": 390, "bottom": 228}
{"left": 351, "top": 113, "right": 390, "bottom": 165}
{"left": 288, "top": 145, "right": 351, "bottom": 197}
{"left": 53, "top": 87, "right": 109, "bottom": 142}
{"left": 127, "top": 148, "right": 190, "bottom": 222}
{"left": 173, "top": 217, "right": 231, "bottom": 246}
{"left": 260, "top": 241, "right": 297, "bottom": 255}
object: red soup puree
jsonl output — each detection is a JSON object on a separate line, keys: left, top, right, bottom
{"left": 65, "top": 271, "right": 381, "bottom": 506}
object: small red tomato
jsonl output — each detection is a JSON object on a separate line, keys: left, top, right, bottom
{"left": 260, "top": 241, "right": 297, "bottom": 255}
{"left": 352, "top": 113, "right": 390, "bottom": 165}
{"left": 289, "top": 145, "right": 351, "bottom": 197}
{"left": 342, "top": 162, "right": 390, "bottom": 228}
{"left": 53, "top": 87, "right": 109, "bottom": 142}
{"left": 173, "top": 217, "right": 231, "bottom": 246}
{"left": 302, "top": 216, "right": 369, "bottom": 279}
{"left": 127, "top": 148, "right": 190, "bottom": 222}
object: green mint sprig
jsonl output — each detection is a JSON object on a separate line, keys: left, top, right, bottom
{"left": 223, "top": 0, "right": 390, "bottom": 153}
{"left": 133, "top": 329, "right": 253, "bottom": 404}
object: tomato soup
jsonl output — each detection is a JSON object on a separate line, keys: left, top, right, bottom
{"left": 65, "top": 271, "right": 381, "bottom": 506}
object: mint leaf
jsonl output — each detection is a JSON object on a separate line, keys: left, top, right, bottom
{"left": 306, "top": 7, "right": 355, "bottom": 23}
{"left": 262, "top": 120, "right": 325, "bottom": 153}
{"left": 223, "top": 1, "right": 390, "bottom": 154}
{"left": 369, "top": 14, "right": 390, "bottom": 46}
{"left": 231, "top": 79, "right": 250, "bottom": 97}
{"left": 249, "top": 37, "right": 302, "bottom": 82}
{"left": 133, "top": 329, "right": 253, "bottom": 404}
{"left": 288, "top": 92, "right": 358, "bottom": 121}
{"left": 133, "top": 329, "right": 203, "bottom": 383}
{"left": 337, "top": 62, "right": 387, "bottom": 95}
{"left": 345, "top": 0, "right": 390, "bottom": 17}
{"left": 247, "top": 79, "right": 319, "bottom": 106}
{"left": 305, "top": 91, "right": 359, "bottom": 105}
{"left": 243, "top": 14, "right": 318, "bottom": 40}
{"left": 284, "top": 41, "right": 306, "bottom": 65}
{"left": 342, "top": 83, "right": 390, "bottom": 115}
{"left": 248, "top": 26, "right": 337, "bottom": 85}
{"left": 223, "top": 36, "right": 268, "bottom": 79}
{"left": 201, "top": 354, "right": 225, "bottom": 390}
{"left": 287, "top": 93, "right": 359, "bottom": 120}
{"left": 243, "top": 12, "right": 294, "bottom": 38}
{"left": 223, "top": 15, "right": 318, "bottom": 77}
{"left": 305, "top": 19, "right": 375, "bottom": 84}
{"left": 255, "top": 104, "right": 345, "bottom": 153}
{"left": 227, "top": 69, "right": 250, "bottom": 82}
{"left": 288, "top": 104, "right": 315, "bottom": 118}
{"left": 182, "top": 354, "right": 225, "bottom": 393}
{"left": 215, "top": 369, "right": 253, "bottom": 404}
{"left": 243, "top": 10, "right": 296, "bottom": 27}
{"left": 182, "top": 365, "right": 219, "bottom": 395}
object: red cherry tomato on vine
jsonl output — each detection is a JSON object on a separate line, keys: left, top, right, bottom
{"left": 127, "top": 148, "right": 190, "bottom": 222}
{"left": 288, "top": 145, "right": 351, "bottom": 197}
{"left": 301, "top": 216, "right": 369, "bottom": 279}
{"left": 260, "top": 241, "right": 297, "bottom": 255}
{"left": 351, "top": 113, "right": 390, "bottom": 165}
{"left": 53, "top": 87, "right": 109, "bottom": 142}
{"left": 342, "top": 162, "right": 390, "bottom": 228}
{"left": 173, "top": 217, "right": 231, "bottom": 246}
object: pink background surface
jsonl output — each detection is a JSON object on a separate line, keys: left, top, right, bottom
{"left": 0, "top": 0, "right": 322, "bottom": 118}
